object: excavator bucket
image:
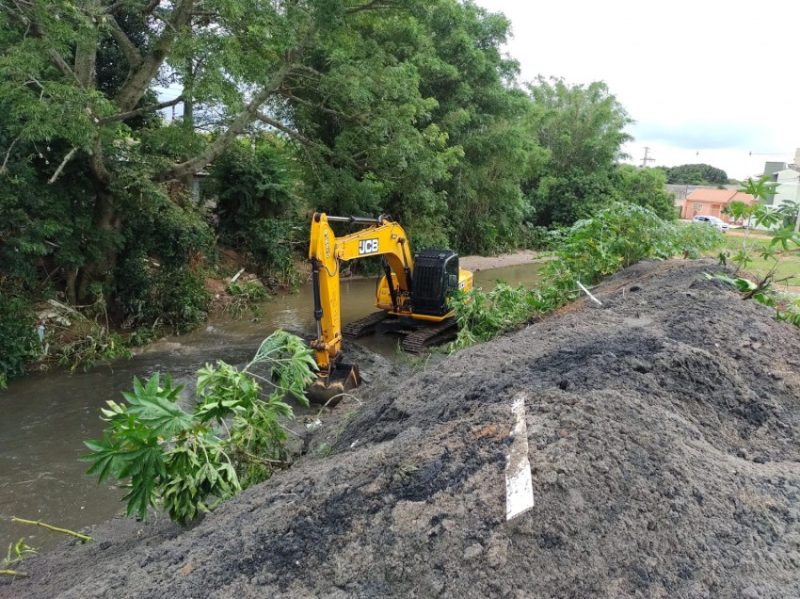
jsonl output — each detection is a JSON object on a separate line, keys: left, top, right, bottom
{"left": 307, "top": 362, "right": 362, "bottom": 406}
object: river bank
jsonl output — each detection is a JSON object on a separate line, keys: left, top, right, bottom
{"left": 0, "top": 259, "right": 544, "bottom": 553}
{"left": 5, "top": 258, "right": 800, "bottom": 597}
{"left": 459, "top": 249, "right": 546, "bottom": 271}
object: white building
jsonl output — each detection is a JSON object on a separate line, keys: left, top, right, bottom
{"left": 772, "top": 168, "right": 800, "bottom": 210}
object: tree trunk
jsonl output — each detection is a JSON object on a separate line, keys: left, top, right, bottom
{"left": 76, "top": 185, "right": 119, "bottom": 303}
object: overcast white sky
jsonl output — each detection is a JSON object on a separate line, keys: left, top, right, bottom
{"left": 474, "top": 0, "right": 800, "bottom": 180}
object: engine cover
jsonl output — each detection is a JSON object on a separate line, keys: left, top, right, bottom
{"left": 411, "top": 249, "right": 459, "bottom": 316}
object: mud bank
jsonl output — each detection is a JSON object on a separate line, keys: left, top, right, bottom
{"left": 5, "top": 259, "right": 800, "bottom": 598}
{"left": 459, "top": 249, "right": 543, "bottom": 271}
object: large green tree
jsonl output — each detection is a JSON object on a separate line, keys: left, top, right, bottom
{"left": 613, "top": 165, "right": 676, "bottom": 220}
{"left": 524, "top": 78, "right": 632, "bottom": 227}
{"left": 1, "top": 0, "right": 469, "bottom": 309}
{"left": 666, "top": 163, "right": 728, "bottom": 185}
{"left": 413, "top": 1, "right": 545, "bottom": 253}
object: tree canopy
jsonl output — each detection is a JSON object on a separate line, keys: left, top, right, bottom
{"left": 0, "top": 0, "right": 671, "bottom": 381}
{"left": 665, "top": 163, "right": 729, "bottom": 185}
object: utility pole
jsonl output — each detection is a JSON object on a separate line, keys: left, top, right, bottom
{"left": 640, "top": 147, "right": 655, "bottom": 168}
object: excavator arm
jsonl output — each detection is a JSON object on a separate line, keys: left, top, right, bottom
{"left": 307, "top": 213, "right": 414, "bottom": 402}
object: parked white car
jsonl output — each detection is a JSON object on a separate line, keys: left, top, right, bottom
{"left": 692, "top": 215, "right": 729, "bottom": 233}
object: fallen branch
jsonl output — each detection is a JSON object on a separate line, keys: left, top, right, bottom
{"left": 0, "top": 135, "right": 20, "bottom": 174}
{"left": 11, "top": 517, "right": 93, "bottom": 543}
{"left": 0, "top": 569, "right": 27, "bottom": 577}
{"left": 239, "top": 450, "right": 290, "bottom": 468}
{"left": 48, "top": 147, "right": 78, "bottom": 184}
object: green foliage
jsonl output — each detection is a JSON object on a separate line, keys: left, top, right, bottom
{"left": 209, "top": 136, "right": 300, "bottom": 282}
{"left": 776, "top": 200, "right": 800, "bottom": 229}
{"left": 227, "top": 279, "right": 269, "bottom": 302}
{"left": 775, "top": 295, "right": 800, "bottom": 328}
{"left": 531, "top": 169, "right": 618, "bottom": 227}
{"left": 449, "top": 283, "right": 542, "bottom": 349}
{"left": 113, "top": 189, "right": 213, "bottom": 330}
{"left": 521, "top": 225, "right": 559, "bottom": 251}
{"left": 672, "top": 223, "right": 727, "bottom": 259}
{"left": 524, "top": 78, "right": 639, "bottom": 229}
{"left": 722, "top": 177, "right": 791, "bottom": 275}
{"left": 0, "top": 295, "right": 37, "bottom": 383}
{"left": 613, "top": 165, "right": 676, "bottom": 220}
{"left": 83, "top": 330, "right": 315, "bottom": 524}
{"left": 57, "top": 330, "right": 131, "bottom": 373}
{"left": 543, "top": 203, "right": 704, "bottom": 287}
{"left": 526, "top": 78, "right": 632, "bottom": 178}
{"left": 2, "top": 537, "right": 36, "bottom": 567}
{"left": 450, "top": 203, "right": 724, "bottom": 349}
{"left": 223, "top": 278, "right": 269, "bottom": 319}
{"left": 666, "top": 163, "right": 728, "bottom": 185}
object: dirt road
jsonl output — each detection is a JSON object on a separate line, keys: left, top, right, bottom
{"left": 4, "top": 259, "right": 800, "bottom": 598}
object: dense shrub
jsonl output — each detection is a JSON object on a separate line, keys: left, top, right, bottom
{"left": 0, "top": 295, "right": 37, "bottom": 386}
{"left": 208, "top": 136, "right": 300, "bottom": 282}
{"left": 114, "top": 192, "right": 212, "bottom": 330}
{"left": 450, "top": 203, "right": 724, "bottom": 349}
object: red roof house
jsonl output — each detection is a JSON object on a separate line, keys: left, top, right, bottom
{"left": 680, "top": 188, "right": 755, "bottom": 223}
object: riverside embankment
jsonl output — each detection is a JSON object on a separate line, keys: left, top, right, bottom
{"left": 5, "top": 258, "right": 800, "bottom": 597}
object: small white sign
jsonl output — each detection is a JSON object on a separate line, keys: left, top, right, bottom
{"left": 505, "top": 393, "right": 534, "bottom": 521}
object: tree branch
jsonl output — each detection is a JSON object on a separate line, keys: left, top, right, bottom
{"left": 48, "top": 147, "right": 78, "bottom": 184}
{"left": 106, "top": 13, "right": 143, "bottom": 72}
{"left": 0, "top": 136, "right": 21, "bottom": 175}
{"left": 256, "top": 111, "right": 321, "bottom": 150}
{"left": 11, "top": 516, "right": 93, "bottom": 542}
{"left": 99, "top": 95, "right": 183, "bottom": 124}
{"left": 155, "top": 49, "right": 303, "bottom": 181}
{"left": 0, "top": 569, "right": 27, "bottom": 578}
{"left": 89, "top": 138, "right": 111, "bottom": 185}
{"left": 12, "top": 5, "right": 87, "bottom": 89}
{"left": 280, "top": 87, "right": 363, "bottom": 121}
{"left": 113, "top": 0, "right": 194, "bottom": 112}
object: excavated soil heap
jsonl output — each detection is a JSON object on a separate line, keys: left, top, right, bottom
{"left": 5, "top": 259, "right": 800, "bottom": 598}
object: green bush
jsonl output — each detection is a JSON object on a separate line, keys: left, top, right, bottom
{"left": 450, "top": 203, "right": 724, "bottom": 350}
{"left": 83, "top": 330, "right": 316, "bottom": 524}
{"left": 449, "top": 283, "right": 542, "bottom": 349}
{"left": 543, "top": 203, "right": 722, "bottom": 296}
{"left": 208, "top": 136, "right": 300, "bottom": 283}
{"left": 0, "top": 295, "right": 37, "bottom": 385}
{"left": 114, "top": 194, "right": 213, "bottom": 331}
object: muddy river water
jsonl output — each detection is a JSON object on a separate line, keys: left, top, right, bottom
{"left": 0, "top": 263, "right": 540, "bottom": 549}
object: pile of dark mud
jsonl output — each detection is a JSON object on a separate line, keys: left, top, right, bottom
{"left": 5, "top": 259, "right": 800, "bottom": 598}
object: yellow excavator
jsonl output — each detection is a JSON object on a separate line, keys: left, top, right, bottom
{"left": 307, "top": 212, "right": 473, "bottom": 402}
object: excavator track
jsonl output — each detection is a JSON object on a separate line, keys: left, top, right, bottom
{"left": 401, "top": 317, "right": 458, "bottom": 354}
{"left": 343, "top": 310, "right": 458, "bottom": 353}
{"left": 342, "top": 310, "right": 389, "bottom": 338}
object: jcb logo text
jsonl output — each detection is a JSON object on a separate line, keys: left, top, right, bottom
{"left": 358, "top": 239, "right": 379, "bottom": 255}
